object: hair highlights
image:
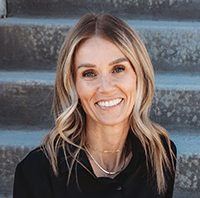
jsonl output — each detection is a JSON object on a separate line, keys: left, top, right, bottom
{"left": 42, "top": 13, "right": 175, "bottom": 194}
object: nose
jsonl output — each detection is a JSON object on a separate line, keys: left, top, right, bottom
{"left": 98, "top": 74, "right": 116, "bottom": 94}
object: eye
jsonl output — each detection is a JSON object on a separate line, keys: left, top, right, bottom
{"left": 82, "top": 70, "right": 96, "bottom": 78}
{"left": 113, "top": 66, "right": 125, "bottom": 74}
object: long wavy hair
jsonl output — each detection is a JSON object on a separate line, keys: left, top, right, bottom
{"left": 42, "top": 13, "right": 175, "bottom": 195}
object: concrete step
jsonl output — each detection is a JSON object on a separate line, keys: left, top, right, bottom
{"left": 152, "top": 73, "right": 200, "bottom": 130}
{"left": 0, "top": 71, "right": 200, "bottom": 130}
{"left": 170, "top": 130, "right": 200, "bottom": 198}
{"left": 0, "top": 18, "right": 73, "bottom": 71}
{"left": 1, "top": 18, "right": 200, "bottom": 73}
{"left": 6, "top": 0, "right": 200, "bottom": 21}
{"left": 0, "top": 71, "right": 55, "bottom": 129}
{"left": 0, "top": 129, "right": 199, "bottom": 198}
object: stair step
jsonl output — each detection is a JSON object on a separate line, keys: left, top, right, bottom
{"left": 0, "top": 71, "right": 199, "bottom": 129}
{"left": 0, "top": 18, "right": 75, "bottom": 71}
{"left": 6, "top": 0, "right": 200, "bottom": 21}
{"left": 169, "top": 130, "right": 200, "bottom": 198}
{"left": 0, "top": 71, "right": 55, "bottom": 129}
{"left": 152, "top": 73, "right": 200, "bottom": 130}
{"left": 155, "top": 73, "right": 200, "bottom": 90}
{"left": 1, "top": 18, "right": 200, "bottom": 73}
{"left": 0, "top": 129, "right": 199, "bottom": 198}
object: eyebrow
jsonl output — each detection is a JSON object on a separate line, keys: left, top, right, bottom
{"left": 108, "top": 58, "right": 128, "bottom": 66}
{"left": 77, "top": 63, "right": 96, "bottom": 70}
{"left": 77, "top": 57, "right": 128, "bottom": 70}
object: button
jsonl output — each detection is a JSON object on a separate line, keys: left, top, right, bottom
{"left": 117, "top": 186, "right": 122, "bottom": 191}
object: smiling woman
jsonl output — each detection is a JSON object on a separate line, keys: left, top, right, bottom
{"left": 13, "top": 13, "right": 176, "bottom": 198}
{"left": 75, "top": 37, "right": 137, "bottom": 127}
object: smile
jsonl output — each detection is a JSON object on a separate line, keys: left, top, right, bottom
{"left": 97, "top": 98, "right": 123, "bottom": 107}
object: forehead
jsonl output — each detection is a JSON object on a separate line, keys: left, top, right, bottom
{"left": 74, "top": 36, "right": 127, "bottom": 66}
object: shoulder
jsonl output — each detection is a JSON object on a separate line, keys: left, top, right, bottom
{"left": 19, "top": 147, "right": 49, "bottom": 165}
{"left": 16, "top": 147, "right": 51, "bottom": 176}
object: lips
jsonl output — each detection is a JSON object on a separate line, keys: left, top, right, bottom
{"left": 97, "top": 98, "right": 123, "bottom": 107}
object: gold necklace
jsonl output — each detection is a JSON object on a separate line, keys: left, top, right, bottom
{"left": 84, "top": 145, "right": 126, "bottom": 175}
{"left": 85, "top": 143, "right": 125, "bottom": 153}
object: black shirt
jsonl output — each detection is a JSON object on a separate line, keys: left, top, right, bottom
{"left": 13, "top": 133, "right": 176, "bottom": 198}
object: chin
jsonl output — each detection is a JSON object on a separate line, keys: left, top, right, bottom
{"left": 97, "top": 117, "right": 128, "bottom": 127}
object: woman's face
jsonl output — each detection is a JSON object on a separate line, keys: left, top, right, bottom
{"left": 74, "top": 36, "right": 137, "bottom": 127}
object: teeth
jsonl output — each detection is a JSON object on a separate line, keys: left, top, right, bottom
{"left": 98, "top": 99, "right": 122, "bottom": 107}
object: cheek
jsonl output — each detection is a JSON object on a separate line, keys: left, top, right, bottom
{"left": 75, "top": 78, "right": 84, "bottom": 98}
{"left": 75, "top": 82, "right": 81, "bottom": 97}
{"left": 127, "top": 79, "right": 137, "bottom": 103}
{"left": 76, "top": 89, "right": 87, "bottom": 112}
{"left": 75, "top": 80, "right": 91, "bottom": 106}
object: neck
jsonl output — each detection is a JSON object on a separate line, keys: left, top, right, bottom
{"left": 85, "top": 123, "right": 129, "bottom": 153}
{"left": 84, "top": 122, "right": 130, "bottom": 177}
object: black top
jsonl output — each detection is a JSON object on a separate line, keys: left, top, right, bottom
{"left": 13, "top": 133, "right": 176, "bottom": 198}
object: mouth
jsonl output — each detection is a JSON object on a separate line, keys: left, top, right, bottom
{"left": 96, "top": 98, "right": 123, "bottom": 107}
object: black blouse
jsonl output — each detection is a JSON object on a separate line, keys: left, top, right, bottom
{"left": 13, "top": 133, "right": 176, "bottom": 198}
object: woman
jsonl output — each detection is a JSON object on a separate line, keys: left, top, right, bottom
{"left": 14, "top": 13, "right": 176, "bottom": 198}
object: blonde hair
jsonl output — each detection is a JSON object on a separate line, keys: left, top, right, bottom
{"left": 42, "top": 13, "right": 175, "bottom": 194}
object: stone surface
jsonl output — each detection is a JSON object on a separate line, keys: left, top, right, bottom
{"left": 151, "top": 89, "right": 200, "bottom": 130}
{"left": 0, "top": 18, "right": 72, "bottom": 71}
{"left": 175, "top": 154, "right": 199, "bottom": 190}
{"left": 6, "top": 0, "right": 200, "bottom": 21}
{"left": 170, "top": 131, "right": 200, "bottom": 198}
{"left": 1, "top": 18, "right": 200, "bottom": 72}
{"left": 152, "top": 74, "right": 200, "bottom": 129}
{"left": 0, "top": 71, "right": 55, "bottom": 128}
{"left": 173, "top": 188, "right": 200, "bottom": 198}
{"left": 134, "top": 22, "right": 200, "bottom": 73}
